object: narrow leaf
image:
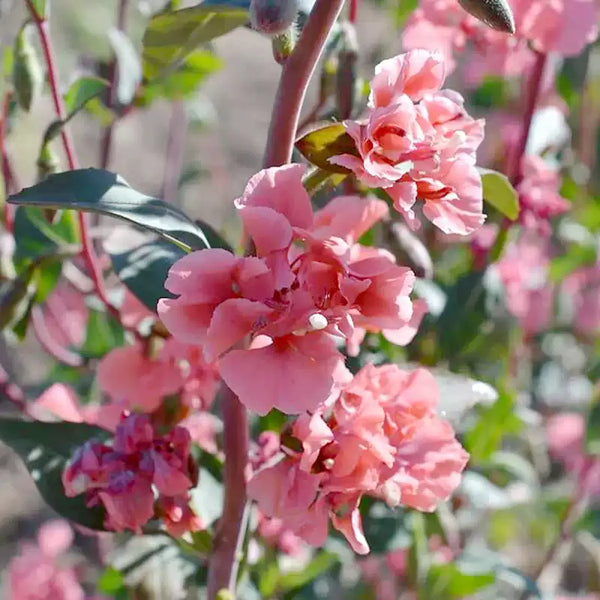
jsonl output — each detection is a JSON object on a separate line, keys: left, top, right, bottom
{"left": 296, "top": 123, "right": 358, "bottom": 174}
{"left": 142, "top": 5, "right": 248, "bottom": 80}
{"left": 108, "top": 29, "right": 143, "bottom": 105}
{"left": 9, "top": 169, "right": 210, "bottom": 252}
{"left": 13, "top": 23, "right": 43, "bottom": 112}
{"left": 458, "top": 0, "right": 515, "bottom": 33}
{"left": 0, "top": 418, "right": 108, "bottom": 529}
{"left": 64, "top": 76, "right": 109, "bottom": 114}
{"left": 480, "top": 168, "right": 519, "bottom": 220}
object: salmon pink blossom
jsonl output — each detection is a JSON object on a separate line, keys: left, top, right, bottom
{"left": 563, "top": 262, "right": 600, "bottom": 336}
{"left": 247, "top": 364, "right": 468, "bottom": 554}
{"left": 160, "top": 165, "right": 423, "bottom": 415}
{"left": 331, "top": 50, "right": 485, "bottom": 235}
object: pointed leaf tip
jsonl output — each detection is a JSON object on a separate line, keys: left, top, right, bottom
{"left": 458, "top": 0, "right": 515, "bottom": 34}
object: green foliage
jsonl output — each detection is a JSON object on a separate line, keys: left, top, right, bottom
{"left": 585, "top": 398, "right": 600, "bottom": 455}
{"left": 549, "top": 243, "right": 596, "bottom": 281}
{"left": 13, "top": 23, "right": 43, "bottom": 113}
{"left": 81, "top": 309, "right": 125, "bottom": 359}
{"left": 28, "top": 0, "right": 47, "bottom": 18}
{"left": 0, "top": 419, "right": 108, "bottom": 529}
{"left": 423, "top": 563, "right": 495, "bottom": 598}
{"left": 9, "top": 169, "right": 210, "bottom": 252}
{"left": 142, "top": 4, "right": 248, "bottom": 80}
{"left": 295, "top": 123, "right": 359, "bottom": 174}
{"left": 110, "top": 239, "right": 185, "bottom": 313}
{"left": 480, "top": 168, "right": 520, "bottom": 220}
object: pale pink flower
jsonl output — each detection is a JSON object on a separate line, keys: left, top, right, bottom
{"left": 496, "top": 236, "right": 554, "bottom": 336}
{"left": 157, "top": 495, "right": 204, "bottom": 538}
{"left": 517, "top": 156, "right": 569, "bottom": 236}
{"left": 256, "top": 512, "right": 305, "bottom": 555}
{"left": 331, "top": 50, "right": 485, "bottom": 235}
{"left": 63, "top": 414, "right": 199, "bottom": 534}
{"left": 120, "top": 290, "right": 155, "bottom": 329}
{"left": 5, "top": 520, "right": 85, "bottom": 600}
{"left": 248, "top": 364, "right": 468, "bottom": 554}
{"left": 160, "top": 166, "right": 422, "bottom": 415}
{"left": 546, "top": 413, "right": 600, "bottom": 498}
{"left": 42, "top": 283, "right": 88, "bottom": 350}
{"left": 563, "top": 262, "right": 600, "bottom": 336}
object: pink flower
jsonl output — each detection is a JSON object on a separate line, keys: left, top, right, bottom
{"left": 248, "top": 364, "right": 468, "bottom": 554}
{"left": 546, "top": 413, "right": 600, "bottom": 498}
{"left": 160, "top": 166, "right": 422, "bottom": 415}
{"left": 63, "top": 414, "right": 199, "bottom": 534}
{"left": 157, "top": 495, "right": 204, "bottom": 538}
{"left": 42, "top": 283, "right": 87, "bottom": 350}
{"left": 496, "top": 236, "right": 554, "bottom": 336}
{"left": 256, "top": 512, "right": 305, "bottom": 555}
{"left": 563, "top": 262, "right": 600, "bottom": 336}
{"left": 517, "top": 156, "right": 569, "bottom": 236}
{"left": 331, "top": 50, "right": 485, "bottom": 235}
{"left": 5, "top": 520, "right": 85, "bottom": 600}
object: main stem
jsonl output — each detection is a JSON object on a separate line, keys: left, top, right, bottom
{"left": 208, "top": 1, "right": 344, "bottom": 596}
{"left": 26, "top": 1, "right": 116, "bottom": 316}
{"left": 507, "top": 50, "right": 547, "bottom": 185}
{"left": 206, "top": 385, "right": 249, "bottom": 598}
{"left": 263, "top": 0, "right": 347, "bottom": 167}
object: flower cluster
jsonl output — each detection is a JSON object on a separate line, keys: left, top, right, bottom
{"left": 5, "top": 520, "right": 90, "bottom": 600}
{"left": 63, "top": 413, "right": 202, "bottom": 535}
{"left": 247, "top": 364, "right": 468, "bottom": 554}
{"left": 159, "top": 165, "right": 425, "bottom": 415}
{"left": 563, "top": 262, "right": 600, "bottom": 337}
{"left": 404, "top": 0, "right": 598, "bottom": 83}
{"left": 331, "top": 50, "right": 485, "bottom": 235}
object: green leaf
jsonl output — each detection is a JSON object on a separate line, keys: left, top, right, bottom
{"left": 108, "top": 29, "right": 142, "bottom": 105}
{"left": 458, "top": 0, "right": 514, "bottom": 33}
{"left": 549, "top": 244, "right": 596, "bottom": 282}
{"left": 110, "top": 239, "right": 186, "bottom": 312}
{"left": 28, "top": 0, "right": 47, "bottom": 18}
{"left": 296, "top": 123, "right": 358, "bottom": 174}
{"left": 424, "top": 563, "right": 495, "bottom": 598}
{"left": 586, "top": 399, "right": 600, "bottom": 456}
{"left": 142, "top": 5, "right": 248, "bottom": 80}
{"left": 80, "top": 310, "right": 125, "bottom": 359}
{"left": 13, "top": 23, "right": 43, "bottom": 112}
{"left": 0, "top": 261, "right": 39, "bottom": 331}
{"left": 9, "top": 169, "right": 210, "bottom": 252}
{"left": 479, "top": 168, "right": 519, "bottom": 220}
{"left": 278, "top": 551, "right": 339, "bottom": 593}
{"left": 137, "top": 50, "right": 222, "bottom": 105}
{"left": 194, "top": 219, "right": 233, "bottom": 252}
{"left": 0, "top": 418, "right": 107, "bottom": 529}
{"left": 64, "top": 76, "right": 109, "bottom": 114}
{"left": 97, "top": 567, "right": 126, "bottom": 595}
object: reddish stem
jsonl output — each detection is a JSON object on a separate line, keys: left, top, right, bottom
{"left": 31, "top": 306, "right": 84, "bottom": 367}
{"left": 263, "top": 0, "right": 346, "bottom": 167}
{"left": 507, "top": 51, "right": 547, "bottom": 185}
{"left": 206, "top": 384, "right": 249, "bottom": 598}
{"left": 99, "top": 0, "right": 129, "bottom": 170}
{"left": 26, "top": 0, "right": 118, "bottom": 318}
{"left": 349, "top": 0, "right": 358, "bottom": 24}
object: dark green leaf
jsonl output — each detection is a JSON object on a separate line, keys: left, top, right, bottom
{"left": 194, "top": 219, "right": 232, "bottom": 252}
{"left": 458, "top": 0, "right": 514, "bottom": 33}
{"left": 296, "top": 123, "right": 358, "bottom": 174}
{"left": 9, "top": 169, "right": 210, "bottom": 252}
{"left": 142, "top": 5, "right": 248, "bottom": 80}
{"left": 80, "top": 310, "right": 125, "bottom": 359}
{"left": 0, "top": 418, "right": 107, "bottom": 529}
{"left": 108, "top": 29, "right": 142, "bottom": 105}
{"left": 479, "top": 168, "right": 519, "bottom": 220}
{"left": 13, "top": 23, "right": 43, "bottom": 113}
{"left": 110, "top": 239, "right": 186, "bottom": 312}
{"left": 586, "top": 399, "right": 600, "bottom": 456}
{"left": 424, "top": 563, "right": 495, "bottom": 598}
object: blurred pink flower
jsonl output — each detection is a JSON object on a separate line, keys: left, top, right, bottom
{"left": 496, "top": 236, "right": 554, "bottom": 336}
{"left": 563, "top": 262, "right": 600, "bottom": 336}
{"left": 5, "top": 520, "right": 84, "bottom": 600}
{"left": 248, "top": 364, "right": 468, "bottom": 554}
{"left": 63, "top": 414, "right": 200, "bottom": 534}
{"left": 160, "top": 165, "right": 423, "bottom": 415}
{"left": 42, "top": 283, "right": 88, "bottom": 350}
{"left": 331, "top": 50, "right": 485, "bottom": 235}
{"left": 517, "top": 156, "right": 569, "bottom": 236}
{"left": 546, "top": 413, "right": 600, "bottom": 498}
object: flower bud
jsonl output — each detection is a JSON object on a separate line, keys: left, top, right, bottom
{"left": 458, "top": 0, "right": 515, "bottom": 34}
{"left": 250, "top": 0, "right": 299, "bottom": 36}
{"left": 13, "top": 22, "right": 43, "bottom": 113}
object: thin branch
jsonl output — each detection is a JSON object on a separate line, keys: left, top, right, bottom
{"left": 25, "top": 0, "right": 119, "bottom": 319}
{"left": 0, "top": 92, "right": 15, "bottom": 231}
{"left": 206, "top": 383, "right": 250, "bottom": 598}
{"left": 99, "top": 0, "right": 129, "bottom": 170}
{"left": 161, "top": 99, "right": 187, "bottom": 205}
{"left": 263, "top": 0, "right": 346, "bottom": 167}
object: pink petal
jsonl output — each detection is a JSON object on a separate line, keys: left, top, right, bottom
{"left": 238, "top": 205, "right": 293, "bottom": 256}
{"left": 383, "top": 298, "right": 428, "bottom": 346}
{"left": 29, "top": 384, "right": 83, "bottom": 423}
{"left": 158, "top": 298, "right": 214, "bottom": 345}
{"left": 37, "top": 520, "right": 74, "bottom": 557}
{"left": 331, "top": 499, "right": 370, "bottom": 555}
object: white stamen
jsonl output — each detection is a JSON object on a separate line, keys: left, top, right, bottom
{"left": 381, "top": 480, "right": 401, "bottom": 507}
{"left": 309, "top": 313, "right": 328, "bottom": 331}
